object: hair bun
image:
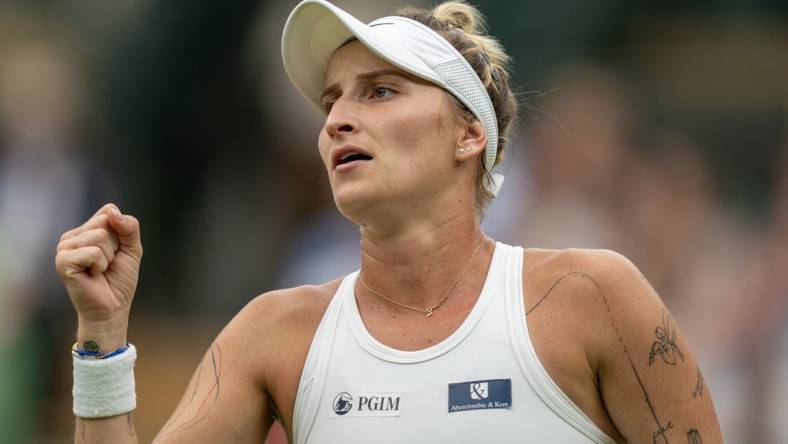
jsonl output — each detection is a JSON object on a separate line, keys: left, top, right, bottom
{"left": 432, "top": 1, "right": 487, "bottom": 35}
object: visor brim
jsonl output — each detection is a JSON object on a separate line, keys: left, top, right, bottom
{"left": 281, "top": 0, "right": 440, "bottom": 108}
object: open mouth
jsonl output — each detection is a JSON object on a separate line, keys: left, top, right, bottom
{"left": 337, "top": 153, "right": 373, "bottom": 165}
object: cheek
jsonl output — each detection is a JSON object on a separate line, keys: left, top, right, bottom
{"left": 317, "top": 128, "right": 331, "bottom": 167}
{"left": 382, "top": 100, "right": 454, "bottom": 163}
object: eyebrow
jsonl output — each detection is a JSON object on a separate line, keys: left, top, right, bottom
{"left": 320, "top": 68, "right": 412, "bottom": 104}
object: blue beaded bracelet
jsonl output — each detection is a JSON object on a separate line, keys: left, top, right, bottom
{"left": 72, "top": 342, "right": 130, "bottom": 360}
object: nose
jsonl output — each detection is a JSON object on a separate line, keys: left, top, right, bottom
{"left": 324, "top": 98, "right": 359, "bottom": 139}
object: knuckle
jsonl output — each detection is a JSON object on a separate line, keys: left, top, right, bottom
{"left": 54, "top": 252, "right": 65, "bottom": 271}
{"left": 60, "top": 229, "right": 75, "bottom": 242}
{"left": 88, "top": 245, "right": 103, "bottom": 259}
{"left": 87, "top": 214, "right": 107, "bottom": 229}
{"left": 57, "top": 238, "right": 74, "bottom": 252}
{"left": 55, "top": 252, "right": 72, "bottom": 274}
{"left": 128, "top": 215, "right": 140, "bottom": 229}
{"left": 95, "top": 228, "right": 109, "bottom": 243}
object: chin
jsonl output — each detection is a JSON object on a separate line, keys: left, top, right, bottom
{"left": 332, "top": 186, "right": 373, "bottom": 223}
{"left": 333, "top": 181, "right": 406, "bottom": 226}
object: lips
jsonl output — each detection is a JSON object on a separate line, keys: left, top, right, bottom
{"left": 332, "top": 145, "right": 373, "bottom": 170}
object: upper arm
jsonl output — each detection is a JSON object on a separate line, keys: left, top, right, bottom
{"left": 584, "top": 250, "right": 723, "bottom": 444}
{"left": 152, "top": 296, "right": 277, "bottom": 444}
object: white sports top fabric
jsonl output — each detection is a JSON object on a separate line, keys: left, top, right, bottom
{"left": 292, "top": 242, "right": 616, "bottom": 444}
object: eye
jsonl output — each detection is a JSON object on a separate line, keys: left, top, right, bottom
{"left": 371, "top": 86, "right": 394, "bottom": 100}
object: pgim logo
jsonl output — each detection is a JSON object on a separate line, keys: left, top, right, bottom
{"left": 332, "top": 392, "right": 353, "bottom": 416}
{"left": 330, "top": 391, "right": 402, "bottom": 417}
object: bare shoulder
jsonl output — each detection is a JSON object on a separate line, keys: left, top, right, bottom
{"left": 523, "top": 247, "right": 653, "bottom": 316}
{"left": 524, "top": 247, "right": 641, "bottom": 281}
{"left": 523, "top": 248, "right": 723, "bottom": 443}
{"left": 239, "top": 280, "right": 341, "bottom": 336}
{"left": 523, "top": 247, "right": 669, "bottom": 381}
{"left": 152, "top": 280, "right": 342, "bottom": 443}
{"left": 218, "top": 279, "right": 343, "bottom": 434}
{"left": 225, "top": 279, "right": 342, "bottom": 379}
{"left": 524, "top": 247, "right": 674, "bottom": 361}
{"left": 521, "top": 248, "right": 651, "bottom": 442}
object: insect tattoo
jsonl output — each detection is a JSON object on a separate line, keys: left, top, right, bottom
{"left": 692, "top": 366, "right": 704, "bottom": 398}
{"left": 687, "top": 428, "right": 702, "bottom": 443}
{"left": 648, "top": 309, "right": 685, "bottom": 366}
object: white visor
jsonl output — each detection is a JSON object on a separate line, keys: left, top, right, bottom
{"left": 281, "top": 0, "right": 504, "bottom": 195}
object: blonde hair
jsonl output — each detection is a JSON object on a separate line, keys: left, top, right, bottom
{"left": 396, "top": 1, "right": 518, "bottom": 217}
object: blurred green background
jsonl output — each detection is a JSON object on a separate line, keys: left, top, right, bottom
{"left": 0, "top": 0, "right": 785, "bottom": 442}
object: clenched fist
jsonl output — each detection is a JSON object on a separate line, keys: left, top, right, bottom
{"left": 55, "top": 204, "right": 142, "bottom": 343}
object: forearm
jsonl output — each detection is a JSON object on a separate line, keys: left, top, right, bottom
{"left": 77, "top": 315, "right": 129, "bottom": 351}
{"left": 75, "top": 414, "right": 139, "bottom": 444}
{"left": 56, "top": 204, "right": 146, "bottom": 443}
{"left": 74, "top": 319, "right": 139, "bottom": 444}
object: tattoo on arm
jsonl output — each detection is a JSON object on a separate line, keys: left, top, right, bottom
{"left": 127, "top": 413, "right": 136, "bottom": 437}
{"left": 527, "top": 272, "right": 674, "bottom": 444}
{"left": 654, "top": 423, "right": 674, "bottom": 444}
{"left": 526, "top": 273, "right": 573, "bottom": 316}
{"left": 687, "top": 428, "right": 702, "bottom": 443}
{"left": 648, "top": 309, "right": 685, "bottom": 367}
{"left": 156, "top": 343, "right": 223, "bottom": 439}
{"left": 692, "top": 366, "right": 704, "bottom": 398}
{"left": 83, "top": 340, "right": 100, "bottom": 353}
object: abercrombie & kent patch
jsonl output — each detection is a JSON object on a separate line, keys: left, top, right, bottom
{"left": 448, "top": 379, "right": 512, "bottom": 413}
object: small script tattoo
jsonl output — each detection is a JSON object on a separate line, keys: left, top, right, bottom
{"left": 692, "top": 366, "right": 704, "bottom": 398}
{"left": 687, "top": 428, "right": 702, "bottom": 443}
{"left": 653, "top": 422, "right": 674, "bottom": 444}
{"left": 156, "top": 343, "right": 223, "bottom": 438}
{"left": 648, "top": 309, "right": 685, "bottom": 366}
{"left": 528, "top": 272, "right": 674, "bottom": 444}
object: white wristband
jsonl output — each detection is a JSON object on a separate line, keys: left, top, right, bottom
{"left": 72, "top": 343, "right": 137, "bottom": 418}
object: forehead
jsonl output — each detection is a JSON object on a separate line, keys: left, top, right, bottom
{"left": 324, "top": 40, "right": 408, "bottom": 86}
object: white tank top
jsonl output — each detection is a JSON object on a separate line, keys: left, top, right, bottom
{"left": 292, "top": 242, "right": 616, "bottom": 444}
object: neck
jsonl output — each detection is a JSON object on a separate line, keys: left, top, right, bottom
{"left": 358, "top": 209, "right": 491, "bottom": 313}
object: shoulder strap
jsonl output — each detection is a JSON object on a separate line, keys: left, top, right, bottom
{"left": 505, "top": 249, "right": 616, "bottom": 444}
{"left": 293, "top": 271, "right": 356, "bottom": 444}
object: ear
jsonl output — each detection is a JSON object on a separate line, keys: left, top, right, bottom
{"left": 454, "top": 118, "right": 487, "bottom": 163}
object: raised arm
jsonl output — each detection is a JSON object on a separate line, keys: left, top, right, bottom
{"left": 56, "top": 204, "right": 274, "bottom": 443}
{"left": 587, "top": 251, "right": 723, "bottom": 443}
{"left": 56, "top": 203, "right": 144, "bottom": 443}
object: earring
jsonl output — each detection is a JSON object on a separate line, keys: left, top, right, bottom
{"left": 457, "top": 146, "right": 470, "bottom": 154}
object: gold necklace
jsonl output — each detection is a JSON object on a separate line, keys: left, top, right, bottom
{"left": 357, "top": 237, "right": 488, "bottom": 317}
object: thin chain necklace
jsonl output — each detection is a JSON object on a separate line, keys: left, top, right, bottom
{"left": 357, "top": 237, "right": 488, "bottom": 318}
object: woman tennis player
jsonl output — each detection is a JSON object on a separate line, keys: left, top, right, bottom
{"left": 55, "top": 1, "right": 723, "bottom": 442}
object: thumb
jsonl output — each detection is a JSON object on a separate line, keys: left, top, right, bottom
{"left": 107, "top": 208, "right": 143, "bottom": 259}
